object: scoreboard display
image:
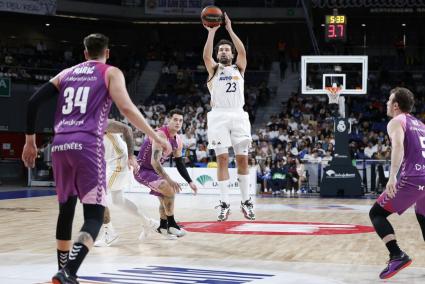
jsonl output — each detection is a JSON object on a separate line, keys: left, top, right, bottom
{"left": 325, "top": 15, "right": 347, "bottom": 42}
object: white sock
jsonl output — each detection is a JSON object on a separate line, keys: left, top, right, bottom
{"left": 218, "top": 180, "right": 230, "bottom": 204}
{"left": 238, "top": 174, "right": 250, "bottom": 202}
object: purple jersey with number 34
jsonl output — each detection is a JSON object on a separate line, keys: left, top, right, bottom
{"left": 52, "top": 60, "right": 112, "bottom": 205}
{"left": 55, "top": 60, "right": 112, "bottom": 137}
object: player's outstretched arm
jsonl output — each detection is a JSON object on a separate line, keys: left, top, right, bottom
{"left": 224, "top": 12, "right": 247, "bottom": 74}
{"left": 106, "top": 119, "right": 135, "bottom": 156}
{"left": 151, "top": 133, "right": 181, "bottom": 193}
{"left": 173, "top": 144, "right": 197, "bottom": 195}
{"left": 106, "top": 119, "right": 138, "bottom": 170}
{"left": 203, "top": 24, "right": 220, "bottom": 79}
{"left": 107, "top": 67, "right": 167, "bottom": 149}
{"left": 385, "top": 119, "right": 405, "bottom": 198}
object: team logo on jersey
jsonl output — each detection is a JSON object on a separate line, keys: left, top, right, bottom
{"left": 179, "top": 221, "right": 374, "bottom": 235}
{"left": 419, "top": 185, "right": 425, "bottom": 191}
{"left": 232, "top": 76, "right": 240, "bottom": 80}
{"left": 219, "top": 76, "right": 233, "bottom": 81}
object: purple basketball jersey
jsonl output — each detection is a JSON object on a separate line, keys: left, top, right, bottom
{"left": 395, "top": 113, "right": 425, "bottom": 178}
{"left": 137, "top": 126, "right": 181, "bottom": 170}
{"left": 52, "top": 60, "right": 112, "bottom": 205}
{"left": 55, "top": 60, "right": 112, "bottom": 137}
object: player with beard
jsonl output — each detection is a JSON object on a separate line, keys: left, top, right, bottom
{"left": 203, "top": 12, "right": 255, "bottom": 221}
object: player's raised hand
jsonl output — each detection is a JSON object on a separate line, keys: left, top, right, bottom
{"left": 224, "top": 12, "right": 232, "bottom": 31}
{"left": 203, "top": 24, "right": 220, "bottom": 33}
{"left": 22, "top": 138, "right": 37, "bottom": 168}
{"left": 385, "top": 177, "right": 397, "bottom": 199}
{"left": 189, "top": 181, "right": 198, "bottom": 195}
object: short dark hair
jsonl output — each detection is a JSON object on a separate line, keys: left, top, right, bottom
{"left": 169, "top": 108, "right": 184, "bottom": 118}
{"left": 83, "top": 33, "right": 109, "bottom": 59}
{"left": 391, "top": 87, "right": 415, "bottom": 113}
{"left": 214, "top": 39, "right": 236, "bottom": 56}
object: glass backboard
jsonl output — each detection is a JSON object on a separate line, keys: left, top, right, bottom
{"left": 301, "top": 56, "right": 368, "bottom": 95}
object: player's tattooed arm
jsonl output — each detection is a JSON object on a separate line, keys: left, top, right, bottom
{"left": 106, "top": 119, "right": 135, "bottom": 156}
{"left": 151, "top": 133, "right": 170, "bottom": 180}
{"left": 152, "top": 147, "right": 168, "bottom": 178}
{"left": 152, "top": 135, "right": 182, "bottom": 193}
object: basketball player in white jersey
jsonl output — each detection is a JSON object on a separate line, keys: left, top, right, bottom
{"left": 203, "top": 12, "right": 255, "bottom": 221}
{"left": 95, "top": 119, "right": 160, "bottom": 247}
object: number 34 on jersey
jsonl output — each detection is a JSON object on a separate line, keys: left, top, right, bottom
{"left": 62, "top": 86, "right": 90, "bottom": 115}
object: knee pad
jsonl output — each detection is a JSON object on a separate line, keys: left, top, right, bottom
{"left": 81, "top": 204, "right": 105, "bottom": 241}
{"left": 369, "top": 202, "right": 392, "bottom": 221}
{"left": 233, "top": 140, "right": 250, "bottom": 156}
{"left": 416, "top": 213, "right": 425, "bottom": 241}
{"left": 56, "top": 196, "right": 77, "bottom": 240}
{"left": 369, "top": 202, "right": 394, "bottom": 239}
{"left": 214, "top": 147, "right": 228, "bottom": 156}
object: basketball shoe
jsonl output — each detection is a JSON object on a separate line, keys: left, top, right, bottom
{"left": 138, "top": 218, "right": 160, "bottom": 240}
{"left": 241, "top": 197, "right": 255, "bottom": 220}
{"left": 168, "top": 224, "right": 187, "bottom": 238}
{"left": 379, "top": 251, "right": 412, "bottom": 279}
{"left": 156, "top": 227, "right": 178, "bottom": 240}
{"left": 94, "top": 226, "right": 119, "bottom": 247}
{"left": 215, "top": 201, "right": 231, "bottom": 221}
{"left": 52, "top": 268, "right": 79, "bottom": 284}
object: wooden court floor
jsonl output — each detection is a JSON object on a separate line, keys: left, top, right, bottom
{"left": 0, "top": 189, "right": 424, "bottom": 283}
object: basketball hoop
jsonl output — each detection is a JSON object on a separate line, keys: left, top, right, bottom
{"left": 325, "top": 86, "right": 342, "bottom": 104}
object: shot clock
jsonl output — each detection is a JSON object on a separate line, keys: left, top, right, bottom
{"left": 325, "top": 15, "right": 347, "bottom": 42}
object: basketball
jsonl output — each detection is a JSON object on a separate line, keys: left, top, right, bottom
{"left": 201, "top": 6, "right": 223, "bottom": 28}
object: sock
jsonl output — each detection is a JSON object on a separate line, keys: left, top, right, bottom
{"left": 167, "top": 215, "right": 179, "bottom": 229}
{"left": 159, "top": 218, "right": 167, "bottom": 229}
{"left": 57, "top": 249, "right": 69, "bottom": 270}
{"left": 416, "top": 213, "right": 425, "bottom": 241}
{"left": 218, "top": 180, "right": 230, "bottom": 204}
{"left": 66, "top": 242, "right": 89, "bottom": 276}
{"left": 386, "top": 240, "right": 402, "bottom": 257}
{"left": 238, "top": 174, "right": 250, "bottom": 202}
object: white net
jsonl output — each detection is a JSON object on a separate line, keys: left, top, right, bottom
{"left": 325, "top": 84, "right": 342, "bottom": 104}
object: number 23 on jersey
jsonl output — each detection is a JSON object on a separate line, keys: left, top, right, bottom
{"left": 225, "top": 82, "right": 237, "bottom": 93}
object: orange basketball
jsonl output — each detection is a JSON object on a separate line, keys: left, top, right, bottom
{"left": 201, "top": 6, "right": 223, "bottom": 28}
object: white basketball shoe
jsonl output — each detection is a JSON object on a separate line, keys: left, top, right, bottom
{"left": 94, "top": 226, "right": 119, "bottom": 247}
{"left": 168, "top": 225, "right": 187, "bottom": 238}
{"left": 215, "top": 201, "right": 231, "bottom": 221}
{"left": 241, "top": 197, "right": 255, "bottom": 220}
{"left": 138, "top": 218, "right": 160, "bottom": 241}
